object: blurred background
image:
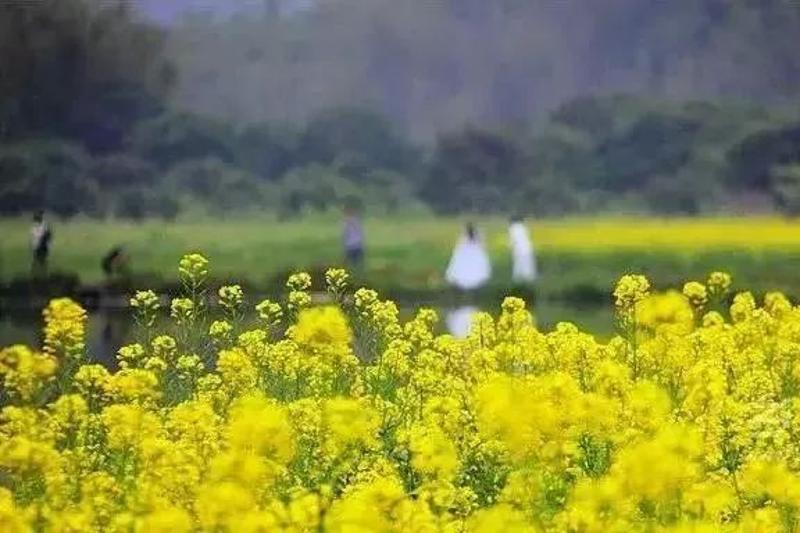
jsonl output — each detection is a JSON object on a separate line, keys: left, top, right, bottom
{"left": 2, "top": 0, "right": 800, "bottom": 350}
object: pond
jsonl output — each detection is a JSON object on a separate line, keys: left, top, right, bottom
{"left": 0, "top": 297, "right": 615, "bottom": 367}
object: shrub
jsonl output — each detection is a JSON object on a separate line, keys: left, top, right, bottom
{"left": 727, "top": 124, "right": 800, "bottom": 191}
{"left": 642, "top": 175, "right": 701, "bottom": 215}
{"left": 596, "top": 112, "right": 701, "bottom": 192}
{"left": 300, "top": 106, "right": 418, "bottom": 175}
{"left": 277, "top": 164, "right": 359, "bottom": 217}
{"left": 235, "top": 122, "right": 299, "bottom": 181}
{"left": 422, "top": 127, "right": 527, "bottom": 214}
{"left": 129, "top": 112, "right": 236, "bottom": 169}
{"left": 770, "top": 164, "right": 800, "bottom": 216}
{"left": 90, "top": 154, "right": 158, "bottom": 191}
{"left": 0, "top": 141, "right": 99, "bottom": 217}
{"left": 167, "top": 158, "right": 265, "bottom": 214}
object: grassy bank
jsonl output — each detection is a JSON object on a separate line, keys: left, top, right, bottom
{"left": 3, "top": 215, "right": 800, "bottom": 303}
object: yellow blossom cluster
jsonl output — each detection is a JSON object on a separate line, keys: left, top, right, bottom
{"left": 42, "top": 298, "right": 87, "bottom": 360}
{"left": 5, "top": 256, "right": 800, "bottom": 531}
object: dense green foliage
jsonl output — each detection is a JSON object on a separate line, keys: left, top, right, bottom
{"left": 2, "top": 0, "right": 800, "bottom": 219}
{"left": 4, "top": 96, "right": 800, "bottom": 219}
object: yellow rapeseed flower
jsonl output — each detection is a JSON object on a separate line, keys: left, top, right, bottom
{"left": 4, "top": 255, "right": 800, "bottom": 531}
{"left": 291, "top": 306, "right": 353, "bottom": 348}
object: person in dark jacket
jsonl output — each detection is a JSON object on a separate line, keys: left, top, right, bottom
{"left": 342, "top": 205, "right": 365, "bottom": 268}
{"left": 102, "top": 247, "right": 129, "bottom": 279}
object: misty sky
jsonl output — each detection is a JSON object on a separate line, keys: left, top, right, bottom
{"left": 136, "top": 0, "right": 312, "bottom": 23}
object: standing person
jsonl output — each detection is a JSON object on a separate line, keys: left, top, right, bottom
{"left": 508, "top": 215, "right": 537, "bottom": 283}
{"left": 342, "top": 204, "right": 365, "bottom": 269}
{"left": 445, "top": 222, "right": 491, "bottom": 290}
{"left": 102, "top": 246, "right": 129, "bottom": 281}
{"left": 30, "top": 210, "right": 52, "bottom": 277}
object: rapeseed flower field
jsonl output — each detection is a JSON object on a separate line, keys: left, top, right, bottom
{"left": 3, "top": 254, "right": 800, "bottom": 531}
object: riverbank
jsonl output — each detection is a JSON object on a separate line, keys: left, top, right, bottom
{"left": 3, "top": 215, "right": 800, "bottom": 306}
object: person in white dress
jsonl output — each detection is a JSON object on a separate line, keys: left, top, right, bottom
{"left": 508, "top": 216, "right": 536, "bottom": 283}
{"left": 445, "top": 223, "right": 491, "bottom": 290}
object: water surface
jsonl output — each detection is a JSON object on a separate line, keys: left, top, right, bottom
{"left": 0, "top": 298, "right": 614, "bottom": 366}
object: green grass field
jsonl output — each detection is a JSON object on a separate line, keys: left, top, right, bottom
{"left": 5, "top": 214, "right": 800, "bottom": 349}
{"left": 3, "top": 215, "right": 800, "bottom": 303}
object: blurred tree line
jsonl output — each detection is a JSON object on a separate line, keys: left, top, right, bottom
{"left": 2, "top": 0, "right": 800, "bottom": 219}
{"left": 169, "top": 0, "right": 800, "bottom": 141}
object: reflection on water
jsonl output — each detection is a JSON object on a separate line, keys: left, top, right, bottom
{"left": 444, "top": 302, "right": 617, "bottom": 340}
{"left": 91, "top": 306, "right": 134, "bottom": 368}
{"left": 0, "top": 304, "right": 134, "bottom": 368}
{"left": 0, "top": 299, "right": 615, "bottom": 364}
{"left": 446, "top": 306, "right": 480, "bottom": 339}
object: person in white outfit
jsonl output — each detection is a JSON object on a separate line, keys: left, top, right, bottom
{"left": 446, "top": 222, "right": 491, "bottom": 290}
{"left": 508, "top": 216, "right": 536, "bottom": 283}
{"left": 30, "top": 210, "right": 52, "bottom": 277}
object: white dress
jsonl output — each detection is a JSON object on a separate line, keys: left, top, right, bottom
{"left": 445, "top": 235, "right": 491, "bottom": 290}
{"left": 30, "top": 222, "right": 47, "bottom": 250}
{"left": 509, "top": 222, "right": 536, "bottom": 282}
